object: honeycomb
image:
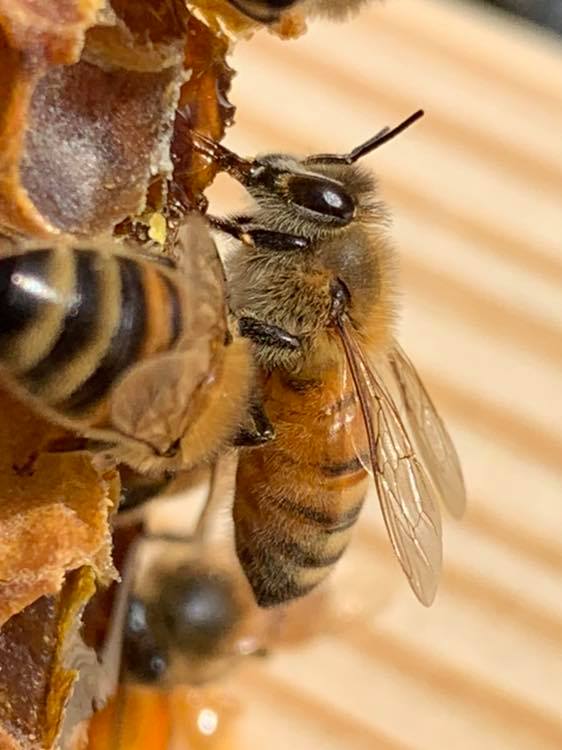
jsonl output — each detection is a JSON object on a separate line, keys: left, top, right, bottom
{"left": 0, "top": 0, "right": 254, "bottom": 746}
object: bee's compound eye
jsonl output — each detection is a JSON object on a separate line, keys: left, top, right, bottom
{"left": 288, "top": 175, "right": 355, "bottom": 223}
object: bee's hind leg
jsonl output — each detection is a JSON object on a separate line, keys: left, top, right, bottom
{"left": 233, "top": 399, "right": 275, "bottom": 447}
{"left": 116, "top": 467, "right": 175, "bottom": 516}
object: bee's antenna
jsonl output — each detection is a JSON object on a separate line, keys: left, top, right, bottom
{"left": 191, "top": 132, "right": 255, "bottom": 183}
{"left": 306, "top": 109, "right": 424, "bottom": 165}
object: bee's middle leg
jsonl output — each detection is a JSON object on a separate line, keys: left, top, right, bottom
{"left": 238, "top": 317, "right": 301, "bottom": 351}
{"left": 233, "top": 399, "right": 275, "bottom": 447}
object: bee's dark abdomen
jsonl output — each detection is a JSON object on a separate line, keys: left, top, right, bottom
{"left": 0, "top": 245, "right": 189, "bottom": 431}
{"left": 60, "top": 256, "right": 146, "bottom": 414}
{"left": 24, "top": 250, "right": 100, "bottom": 385}
{"left": 235, "top": 519, "right": 319, "bottom": 607}
{"left": 0, "top": 251, "right": 50, "bottom": 339}
{"left": 233, "top": 491, "right": 364, "bottom": 608}
{"left": 267, "top": 493, "right": 364, "bottom": 533}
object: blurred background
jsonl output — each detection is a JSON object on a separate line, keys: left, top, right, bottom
{"left": 200, "top": 0, "right": 562, "bottom": 747}
{"left": 476, "top": 0, "right": 562, "bottom": 33}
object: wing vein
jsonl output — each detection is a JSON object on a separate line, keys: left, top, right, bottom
{"left": 336, "top": 319, "right": 444, "bottom": 606}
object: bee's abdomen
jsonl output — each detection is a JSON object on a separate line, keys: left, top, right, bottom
{"left": 0, "top": 246, "right": 185, "bottom": 421}
{"left": 234, "top": 489, "right": 365, "bottom": 607}
{"left": 233, "top": 371, "right": 369, "bottom": 607}
{"left": 24, "top": 250, "right": 107, "bottom": 386}
{"left": 0, "top": 251, "right": 51, "bottom": 339}
{"left": 59, "top": 255, "right": 147, "bottom": 414}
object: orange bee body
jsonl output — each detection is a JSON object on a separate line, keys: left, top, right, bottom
{"left": 197, "top": 110, "right": 466, "bottom": 608}
{"left": 235, "top": 367, "right": 369, "bottom": 605}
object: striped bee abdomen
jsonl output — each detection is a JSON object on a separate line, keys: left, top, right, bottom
{"left": 233, "top": 368, "right": 369, "bottom": 607}
{"left": 59, "top": 255, "right": 147, "bottom": 415}
{"left": 0, "top": 250, "right": 51, "bottom": 340}
{"left": 0, "top": 243, "right": 187, "bottom": 426}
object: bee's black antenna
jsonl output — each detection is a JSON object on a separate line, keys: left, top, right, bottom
{"left": 191, "top": 132, "right": 255, "bottom": 183}
{"left": 306, "top": 109, "right": 424, "bottom": 165}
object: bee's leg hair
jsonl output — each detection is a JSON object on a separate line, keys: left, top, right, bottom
{"left": 208, "top": 216, "right": 310, "bottom": 253}
{"left": 242, "top": 229, "right": 310, "bottom": 252}
{"left": 238, "top": 317, "right": 301, "bottom": 351}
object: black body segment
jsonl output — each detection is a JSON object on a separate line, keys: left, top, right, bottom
{"left": 160, "top": 272, "right": 183, "bottom": 349}
{"left": 235, "top": 519, "right": 319, "bottom": 607}
{"left": 24, "top": 250, "right": 101, "bottom": 385}
{"left": 61, "top": 256, "right": 147, "bottom": 414}
{"left": 265, "top": 494, "right": 364, "bottom": 532}
{"left": 0, "top": 243, "right": 190, "bottom": 431}
{"left": 0, "top": 250, "right": 52, "bottom": 340}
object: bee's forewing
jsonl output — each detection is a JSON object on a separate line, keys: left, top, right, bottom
{"left": 338, "top": 322, "right": 443, "bottom": 606}
{"left": 110, "top": 343, "right": 213, "bottom": 453}
{"left": 175, "top": 215, "right": 229, "bottom": 342}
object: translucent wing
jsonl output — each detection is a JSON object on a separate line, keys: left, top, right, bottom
{"left": 111, "top": 344, "right": 212, "bottom": 456}
{"left": 111, "top": 216, "right": 227, "bottom": 466}
{"left": 338, "top": 321, "right": 442, "bottom": 606}
{"left": 385, "top": 341, "right": 466, "bottom": 519}
{"left": 174, "top": 214, "right": 229, "bottom": 343}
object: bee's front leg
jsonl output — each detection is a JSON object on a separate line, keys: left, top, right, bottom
{"left": 238, "top": 317, "right": 301, "bottom": 351}
{"left": 208, "top": 215, "right": 310, "bottom": 253}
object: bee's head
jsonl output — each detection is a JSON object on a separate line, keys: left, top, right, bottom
{"left": 123, "top": 566, "right": 244, "bottom": 686}
{"left": 196, "top": 110, "right": 423, "bottom": 242}
{"left": 155, "top": 566, "right": 243, "bottom": 658}
{"left": 215, "top": 113, "right": 421, "bottom": 370}
{"left": 240, "top": 152, "right": 383, "bottom": 241}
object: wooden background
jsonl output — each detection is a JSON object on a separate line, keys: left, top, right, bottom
{"left": 196, "top": 0, "right": 562, "bottom": 747}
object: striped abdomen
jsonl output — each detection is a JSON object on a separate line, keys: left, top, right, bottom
{"left": 0, "top": 244, "right": 187, "bottom": 427}
{"left": 233, "top": 367, "right": 369, "bottom": 607}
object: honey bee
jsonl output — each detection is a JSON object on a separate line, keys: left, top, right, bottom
{"left": 97, "top": 539, "right": 261, "bottom": 692}
{"left": 82, "top": 463, "right": 270, "bottom": 750}
{"left": 0, "top": 217, "right": 253, "bottom": 476}
{"left": 194, "top": 110, "right": 466, "bottom": 608}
